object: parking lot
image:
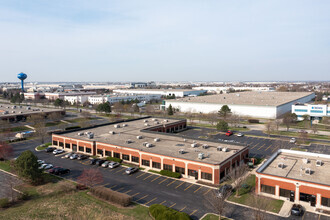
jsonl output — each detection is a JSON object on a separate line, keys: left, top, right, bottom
{"left": 0, "top": 171, "right": 22, "bottom": 200}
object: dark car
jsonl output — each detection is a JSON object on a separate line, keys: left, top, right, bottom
{"left": 96, "top": 160, "right": 106, "bottom": 166}
{"left": 78, "top": 154, "right": 88, "bottom": 160}
{"left": 291, "top": 204, "right": 303, "bottom": 216}
{"left": 90, "top": 158, "right": 99, "bottom": 165}
{"left": 217, "top": 184, "right": 233, "bottom": 198}
{"left": 45, "top": 147, "right": 56, "bottom": 153}
{"left": 125, "top": 167, "right": 138, "bottom": 175}
{"left": 54, "top": 168, "right": 70, "bottom": 175}
{"left": 47, "top": 166, "right": 61, "bottom": 174}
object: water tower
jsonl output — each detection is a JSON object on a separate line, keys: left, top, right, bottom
{"left": 17, "top": 72, "right": 27, "bottom": 92}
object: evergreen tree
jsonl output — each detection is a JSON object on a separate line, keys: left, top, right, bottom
{"left": 216, "top": 120, "right": 229, "bottom": 131}
{"left": 15, "top": 150, "right": 42, "bottom": 184}
{"left": 167, "top": 104, "right": 174, "bottom": 115}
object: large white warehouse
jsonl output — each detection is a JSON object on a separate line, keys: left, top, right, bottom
{"left": 164, "top": 91, "right": 315, "bottom": 119}
{"left": 113, "top": 89, "right": 207, "bottom": 98}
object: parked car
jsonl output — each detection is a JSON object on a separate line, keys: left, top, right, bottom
{"left": 64, "top": 152, "right": 74, "bottom": 158}
{"left": 108, "top": 162, "right": 120, "bottom": 169}
{"left": 96, "top": 160, "right": 106, "bottom": 166}
{"left": 290, "top": 138, "right": 296, "bottom": 143}
{"left": 225, "top": 131, "right": 233, "bottom": 136}
{"left": 101, "top": 161, "right": 110, "bottom": 168}
{"left": 45, "top": 147, "right": 56, "bottom": 153}
{"left": 37, "top": 159, "right": 45, "bottom": 165}
{"left": 47, "top": 167, "right": 61, "bottom": 174}
{"left": 77, "top": 154, "right": 88, "bottom": 160}
{"left": 70, "top": 154, "right": 78, "bottom": 160}
{"left": 90, "top": 158, "right": 99, "bottom": 165}
{"left": 291, "top": 204, "right": 303, "bottom": 216}
{"left": 39, "top": 163, "right": 53, "bottom": 170}
{"left": 237, "top": 133, "right": 244, "bottom": 137}
{"left": 125, "top": 167, "right": 138, "bottom": 175}
{"left": 53, "top": 149, "right": 64, "bottom": 155}
{"left": 54, "top": 168, "right": 70, "bottom": 175}
{"left": 217, "top": 184, "right": 233, "bottom": 198}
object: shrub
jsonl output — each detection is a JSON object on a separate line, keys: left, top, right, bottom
{"left": 106, "top": 157, "right": 122, "bottom": 163}
{"left": 159, "top": 170, "right": 181, "bottom": 178}
{"left": 54, "top": 181, "right": 76, "bottom": 193}
{"left": 76, "top": 184, "right": 88, "bottom": 190}
{"left": 0, "top": 198, "right": 9, "bottom": 208}
{"left": 15, "top": 150, "right": 42, "bottom": 184}
{"left": 149, "top": 204, "right": 191, "bottom": 220}
{"left": 248, "top": 119, "right": 259, "bottom": 123}
{"left": 90, "top": 186, "right": 132, "bottom": 207}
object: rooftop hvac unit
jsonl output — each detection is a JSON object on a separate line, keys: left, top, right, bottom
{"left": 146, "top": 143, "right": 153, "bottom": 148}
{"left": 122, "top": 124, "right": 128, "bottom": 127}
{"left": 302, "top": 158, "right": 309, "bottom": 164}
{"left": 85, "top": 131, "right": 91, "bottom": 135}
{"left": 179, "top": 149, "right": 185, "bottom": 154}
{"left": 305, "top": 168, "right": 312, "bottom": 175}
{"left": 3, "top": 111, "right": 8, "bottom": 114}
{"left": 19, "top": 111, "right": 22, "bottom": 113}
{"left": 183, "top": 139, "right": 186, "bottom": 142}
{"left": 217, "top": 147, "right": 222, "bottom": 151}
{"left": 152, "top": 118, "right": 157, "bottom": 121}
{"left": 278, "top": 163, "right": 285, "bottom": 169}
{"left": 27, "top": 107, "right": 31, "bottom": 110}
{"left": 109, "top": 131, "right": 115, "bottom": 134}
{"left": 154, "top": 138, "right": 160, "bottom": 142}
{"left": 222, "top": 147, "right": 228, "bottom": 152}
{"left": 316, "top": 160, "right": 323, "bottom": 167}
{"left": 144, "top": 123, "right": 149, "bottom": 126}
{"left": 202, "top": 144, "right": 209, "bottom": 149}
{"left": 154, "top": 121, "right": 159, "bottom": 124}
{"left": 191, "top": 143, "right": 198, "bottom": 148}
{"left": 144, "top": 119, "right": 148, "bottom": 122}
{"left": 126, "top": 140, "right": 132, "bottom": 144}
{"left": 12, "top": 111, "right": 15, "bottom": 113}
{"left": 78, "top": 132, "right": 83, "bottom": 136}
{"left": 137, "top": 135, "right": 142, "bottom": 139}
{"left": 164, "top": 119, "right": 168, "bottom": 122}
{"left": 114, "top": 124, "right": 120, "bottom": 128}
{"left": 198, "top": 153, "right": 204, "bottom": 160}
{"left": 87, "top": 133, "right": 94, "bottom": 139}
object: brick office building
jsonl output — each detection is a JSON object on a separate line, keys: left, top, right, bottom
{"left": 52, "top": 117, "right": 249, "bottom": 185}
{"left": 256, "top": 149, "right": 330, "bottom": 211}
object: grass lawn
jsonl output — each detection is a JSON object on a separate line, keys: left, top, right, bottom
{"left": 202, "top": 213, "right": 230, "bottom": 220}
{"left": 227, "top": 175, "right": 284, "bottom": 213}
{"left": 0, "top": 181, "right": 151, "bottom": 220}
{"left": 274, "top": 131, "right": 330, "bottom": 141}
{"left": 36, "top": 142, "right": 52, "bottom": 151}
{"left": 290, "top": 147, "right": 308, "bottom": 152}
{"left": 0, "top": 160, "right": 12, "bottom": 172}
{"left": 66, "top": 117, "right": 95, "bottom": 123}
{"left": 188, "top": 123, "right": 216, "bottom": 129}
{"left": 45, "top": 121, "right": 63, "bottom": 127}
{"left": 0, "top": 126, "right": 31, "bottom": 133}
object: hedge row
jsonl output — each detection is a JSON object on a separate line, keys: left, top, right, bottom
{"left": 159, "top": 170, "right": 181, "bottom": 178}
{"left": 90, "top": 186, "right": 132, "bottom": 207}
{"left": 248, "top": 119, "right": 259, "bottom": 123}
{"left": 106, "top": 157, "right": 122, "bottom": 163}
{"left": 149, "top": 204, "right": 191, "bottom": 220}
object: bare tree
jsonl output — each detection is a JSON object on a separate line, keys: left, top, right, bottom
{"left": 0, "top": 142, "right": 13, "bottom": 160}
{"left": 229, "top": 113, "right": 240, "bottom": 128}
{"left": 311, "top": 125, "right": 318, "bottom": 134}
{"left": 227, "top": 164, "right": 249, "bottom": 197}
{"left": 77, "top": 168, "right": 104, "bottom": 188}
{"left": 265, "top": 121, "right": 274, "bottom": 137}
{"left": 204, "top": 189, "right": 230, "bottom": 220}
{"left": 81, "top": 111, "right": 91, "bottom": 119}
{"left": 274, "top": 119, "right": 281, "bottom": 132}
{"left": 146, "top": 105, "right": 155, "bottom": 116}
{"left": 252, "top": 194, "right": 271, "bottom": 220}
{"left": 112, "top": 102, "right": 124, "bottom": 114}
{"left": 298, "top": 130, "right": 309, "bottom": 144}
{"left": 48, "top": 112, "right": 63, "bottom": 122}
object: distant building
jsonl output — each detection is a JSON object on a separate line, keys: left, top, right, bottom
{"left": 256, "top": 149, "right": 330, "bottom": 211}
{"left": 64, "top": 95, "right": 89, "bottom": 105}
{"left": 193, "top": 86, "right": 275, "bottom": 93}
{"left": 292, "top": 103, "right": 330, "bottom": 121}
{"left": 113, "top": 89, "right": 207, "bottom": 98}
{"left": 129, "top": 81, "right": 156, "bottom": 88}
{"left": 164, "top": 91, "right": 315, "bottom": 119}
{"left": 88, "top": 94, "right": 161, "bottom": 105}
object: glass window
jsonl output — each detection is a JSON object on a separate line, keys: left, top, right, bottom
{"left": 132, "top": 156, "right": 139, "bottom": 163}
{"left": 279, "top": 188, "right": 291, "bottom": 198}
{"left": 175, "top": 166, "right": 185, "bottom": 174}
{"left": 113, "top": 152, "right": 120, "bottom": 158}
{"left": 261, "top": 185, "right": 275, "bottom": 195}
{"left": 105, "top": 151, "right": 111, "bottom": 157}
{"left": 201, "top": 172, "right": 212, "bottom": 180}
{"left": 86, "top": 148, "right": 91, "bottom": 153}
{"left": 65, "top": 143, "right": 70, "bottom": 149}
{"left": 52, "top": 140, "right": 58, "bottom": 146}
{"left": 142, "top": 159, "right": 150, "bottom": 166}
{"left": 188, "top": 169, "right": 197, "bottom": 177}
{"left": 59, "top": 142, "right": 64, "bottom": 147}
{"left": 97, "top": 149, "right": 103, "bottom": 156}
{"left": 78, "top": 146, "right": 84, "bottom": 152}
{"left": 152, "top": 161, "right": 161, "bottom": 169}
{"left": 163, "top": 164, "right": 172, "bottom": 171}
{"left": 122, "top": 154, "right": 129, "bottom": 161}
{"left": 321, "top": 197, "right": 330, "bottom": 207}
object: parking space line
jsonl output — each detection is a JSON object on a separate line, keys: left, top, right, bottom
{"left": 136, "top": 195, "right": 148, "bottom": 202}
{"left": 151, "top": 176, "right": 161, "bottom": 182}
{"left": 124, "top": 190, "right": 131, "bottom": 194}
{"left": 143, "top": 175, "right": 153, "bottom": 180}
{"left": 175, "top": 182, "right": 185, "bottom": 189}
{"left": 145, "top": 197, "right": 157, "bottom": 205}
{"left": 116, "top": 187, "right": 125, "bottom": 192}
{"left": 132, "top": 192, "right": 140, "bottom": 197}
{"left": 115, "top": 168, "right": 126, "bottom": 173}
{"left": 136, "top": 172, "right": 147, "bottom": 178}
{"left": 203, "top": 188, "right": 212, "bottom": 195}
{"left": 179, "top": 206, "right": 186, "bottom": 212}
{"left": 250, "top": 144, "right": 258, "bottom": 150}
{"left": 159, "top": 178, "right": 168, "bottom": 184}
{"left": 159, "top": 200, "right": 166, "bottom": 205}
{"left": 169, "top": 203, "right": 176, "bottom": 208}
{"left": 194, "top": 186, "right": 202, "bottom": 193}
{"left": 184, "top": 184, "right": 194, "bottom": 191}
{"left": 167, "top": 179, "right": 177, "bottom": 186}
{"left": 271, "top": 146, "right": 279, "bottom": 153}
{"left": 190, "top": 209, "right": 198, "bottom": 216}
{"left": 257, "top": 144, "right": 266, "bottom": 150}
{"left": 265, "top": 144, "right": 272, "bottom": 151}
{"left": 110, "top": 185, "right": 117, "bottom": 189}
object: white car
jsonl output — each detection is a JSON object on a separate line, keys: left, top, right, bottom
{"left": 108, "top": 162, "right": 120, "bottom": 169}
{"left": 101, "top": 161, "right": 110, "bottom": 168}
{"left": 64, "top": 152, "right": 74, "bottom": 158}
{"left": 39, "top": 163, "right": 53, "bottom": 170}
{"left": 290, "top": 138, "right": 296, "bottom": 143}
{"left": 53, "top": 149, "right": 64, "bottom": 155}
{"left": 237, "top": 133, "right": 244, "bottom": 137}
{"left": 37, "top": 160, "right": 45, "bottom": 165}
{"left": 70, "top": 154, "right": 78, "bottom": 160}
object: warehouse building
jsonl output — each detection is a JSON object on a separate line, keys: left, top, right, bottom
{"left": 164, "top": 91, "right": 315, "bottom": 119}
{"left": 292, "top": 103, "right": 330, "bottom": 121}
{"left": 52, "top": 117, "right": 249, "bottom": 184}
{"left": 87, "top": 94, "right": 161, "bottom": 105}
{"left": 256, "top": 149, "right": 330, "bottom": 211}
{"left": 113, "top": 89, "right": 207, "bottom": 98}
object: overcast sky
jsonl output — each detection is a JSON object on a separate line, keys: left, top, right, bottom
{"left": 0, "top": 0, "right": 329, "bottom": 82}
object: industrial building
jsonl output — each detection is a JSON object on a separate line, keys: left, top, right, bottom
{"left": 256, "top": 149, "right": 330, "bottom": 211}
{"left": 292, "top": 103, "right": 330, "bottom": 121}
{"left": 24, "top": 92, "right": 96, "bottom": 101}
{"left": 164, "top": 91, "right": 315, "bottom": 119}
{"left": 51, "top": 117, "right": 249, "bottom": 184}
{"left": 87, "top": 94, "right": 161, "bottom": 105}
{"left": 0, "top": 104, "right": 65, "bottom": 122}
{"left": 193, "top": 86, "right": 275, "bottom": 93}
{"left": 113, "top": 89, "right": 207, "bottom": 98}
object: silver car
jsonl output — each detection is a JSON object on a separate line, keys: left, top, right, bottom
{"left": 108, "top": 162, "right": 120, "bottom": 169}
{"left": 64, "top": 152, "right": 74, "bottom": 158}
{"left": 101, "top": 161, "right": 110, "bottom": 168}
{"left": 70, "top": 154, "right": 78, "bottom": 160}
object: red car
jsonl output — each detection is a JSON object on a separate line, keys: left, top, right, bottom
{"left": 225, "top": 131, "right": 233, "bottom": 136}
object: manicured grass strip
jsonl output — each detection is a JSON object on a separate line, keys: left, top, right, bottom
{"left": 0, "top": 161, "right": 11, "bottom": 172}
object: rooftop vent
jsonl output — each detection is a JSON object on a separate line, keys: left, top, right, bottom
{"left": 305, "top": 168, "right": 312, "bottom": 175}
{"left": 202, "top": 144, "right": 209, "bottom": 149}
{"left": 122, "top": 124, "right": 128, "bottom": 127}
{"left": 278, "top": 162, "right": 285, "bottom": 169}
{"left": 164, "top": 119, "right": 168, "bottom": 122}
{"left": 109, "top": 131, "right": 115, "bottom": 134}
{"left": 154, "top": 138, "right": 160, "bottom": 142}
{"left": 191, "top": 143, "right": 198, "bottom": 148}
{"left": 114, "top": 124, "right": 120, "bottom": 128}
{"left": 183, "top": 139, "right": 186, "bottom": 142}
{"left": 144, "top": 123, "right": 149, "bottom": 126}
{"left": 217, "top": 146, "right": 222, "bottom": 151}
{"left": 152, "top": 118, "right": 158, "bottom": 121}
{"left": 144, "top": 119, "right": 148, "bottom": 122}
{"left": 222, "top": 147, "right": 228, "bottom": 152}
{"left": 302, "top": 158, "right": 309, "bottom": 164}
{"left": 125, "top": 139, "right": 132, "bottom": 144}
{"left": 137, "top": 135, "right": 142, "bottom": 139}
{"left": 179, "top": 149, "right": 185, "bottom": 154}
{"left": 198, "top": 153, "right": 204, "bottom": 160}
{"left": 316, "top": 160, "right": 323, "bottom": 167}
{"left": 87, "top": 133, "right": 94, "bottom": 139}
{"left": 154, "top": 121, "right": 159, "bottom": 124}
{"left": 78, "top": 132, "right": 83, "bottom": 136}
